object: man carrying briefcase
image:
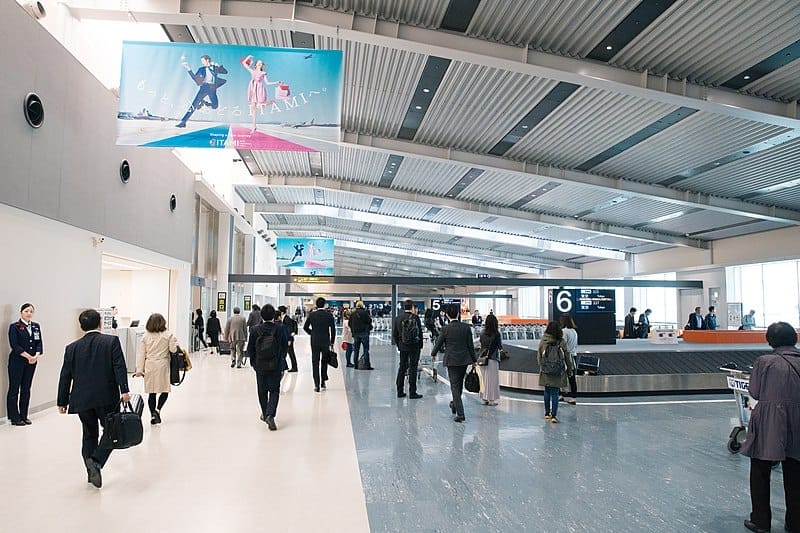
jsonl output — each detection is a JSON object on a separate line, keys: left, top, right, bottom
{"left": 57, "top": 309, "right": 131, "bottom": 489}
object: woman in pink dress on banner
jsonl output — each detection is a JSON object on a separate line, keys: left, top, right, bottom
{"left": 241, "top": 55, "right": 280, "bottom": 132}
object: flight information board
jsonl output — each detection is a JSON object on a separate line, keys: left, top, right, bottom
{"left": 549, "top": 289, "right": 616, "bottom": 345}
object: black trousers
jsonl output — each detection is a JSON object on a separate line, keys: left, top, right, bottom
{"left": 750, "top": 457, "right": 799, "bottom": 529}
{"left": 148, "top": 393, "right": 169, "bottom": 414}
{"left": 310, "top": 345, "right": 329, "bottom": 388}
{"left": 396, "top": 349, "right": 421, "bottom": 394}
{"left": 447, "top": 365, "right": 468, "bottom": 417}
{"left": 77, "top": 404, "right": 117, "bottom": 467}
{"left": 287, "top": 341, "right": 298, "bottom": 371}
{"left": 255, "top": 371, "right": 282, "bottom": 417}
{"left": 7, "top": 357, "right": 36, "bottom": 422}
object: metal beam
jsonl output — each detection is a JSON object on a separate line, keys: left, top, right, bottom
{"left": 68, "top": 2, "right": 800, "bottom": 125}
{"left": 336, "top": 248, "right": 517, "bottom": 276}
{"left": 229, "top": 274, "right": 704, "bottom": 289}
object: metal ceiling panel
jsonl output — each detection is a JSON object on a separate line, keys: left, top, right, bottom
{"left": 584, "top": 235, "right": 653, "bottom": 250}
{"left": 467, "top": 0, "right": 638, "bottom": 55}
{"left": 318, "top": 188, "right": 374, "bottom": 211}
{"left": 414, "top": 62, "right": 560, "bottom": 153}
{"left": 752, "top": 185, "right": 800, "bottom": 210}
{"left": 322, "top": 146, "right": 387, "bottom": 184}
{"left": 505, "top": 88, "right": 677, "bottom": 167}
{"left": 390, "top": 158, "right": 467, "bottom": 195}
{"left": 743, "top": 60, "right": 800, "bottom": 102}
{"left": 424, "top": 208, "right": 474, "bottom": 228}
{"left": 378, "top": 197, "right": 437, "bottom": 220}
{"left": 266, "top": 187, "right": 318, "bottom": 206}
{"left": 693, "top": 220, "right": 790, "bottom": 240}
{"left": 611, "top": 1, "right": 800, "bottom": 90}
{"left": 458, "top": 171, "right": 552, "bottom": 206}
{"left": 676, "top": 137, "right": 800, "bottom": 198}
{"left": 583, "top": 198, "right": 686, "bottom": 226}
{"left": 309, "top": 0, "right": 450, "bottom": 27}
{"left": 531, "top": 226, "right": 607, "bottom": 243}
{"left": 189, "top": 25, "right": 292, "bottom": 47}
{"left": 477, "top": 216, "right": 549, "bottom": 235}
{"left": 252, "top": 151, "right": 312, "bottom": 175}
{"left": 315, "top": 38, "right": 427, "bottom": 137}
{"left": 591, "top": 112, "right": 790, "bottom": 184}
{"left": 623, "top": 243, "right": 673, "bottom": 254}
{"left": 524, "top": 185, "right": 622, "bottom": 218}
{"left": 646, "top": 210, "right": 754, "bottom": 235}
{"left": 235, "top": 185, "right": 268, "bottom": 204}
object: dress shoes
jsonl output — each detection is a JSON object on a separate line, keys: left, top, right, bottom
{"left": 265, "top": 415, "right": 277, "bottom": 431}
{"left": 454, "top": 415, "right": 465, "bottom": 423}
{"left": 288, "top": 368, "right": 298, "bottom": 372}
{"left": 85, "top": 458, "right": 102, "bottom": 488}
{"left": 230, "top": 361, "right": 236, "bottom": 368}
{"left": 175, "top": 122, "right": 186, "bottom": 128}
{"left": 449, "top": 401, "right": 456, "bottom": 414}
{"left": 260, "top": 414, "right": 266, "bottom": 422}
{"left": 744, "top": 520, "right": 770, "bottom": 533}
{"left": 314, "top": 387, "right": 320, "bottom": 393}
{"left": 346, "top": 363, "right": 354, "bottom": 368}
{"left": 397, "top": 392, "right": 407, "bottom": 398}
{"left": 11, "top": 420, "right": 26, "bottom": 426}
{"left": 365, "top": 366, "right": 375, "bottom": 370}
{"left": 409, "top": 393, "right": 423, "bottom": 399}
{"left": 23, "top": 419, "right": 32, "bottom": 425}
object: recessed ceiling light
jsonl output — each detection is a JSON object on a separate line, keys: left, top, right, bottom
{"left": 522, "top": 125, "right": 528, "bottom": 129}
{"left": 415, "top": 105, "right": 423, "bottom": 110}
{"left": 422, "top": 88, "right": 430, "bottom": 93}
{"left": 606, "top": 45, "right": 613, "bottom": 51}
{"left": 743, "top": 75, "right": 751, "bottom": 80}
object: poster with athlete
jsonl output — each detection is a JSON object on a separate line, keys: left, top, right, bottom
{"left": 276, "top": 238, "right": 334, "bottom": 275}
{"left": 117, "top": 41, "right": 343, "bottom": 151}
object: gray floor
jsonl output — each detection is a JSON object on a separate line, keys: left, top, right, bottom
{"left": 343, "top": 340, "right": 789, "bottom": 533}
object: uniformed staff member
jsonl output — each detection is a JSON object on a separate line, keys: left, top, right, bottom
{"left": 7, "top": 303, "right": 43, "bottom": 426}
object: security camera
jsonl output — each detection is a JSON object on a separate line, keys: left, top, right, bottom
{"left": 24, "top": 2, "right": 46, "bottom": 19}
{"left": 92, "top": 236, "right": 105, "bottom": 247}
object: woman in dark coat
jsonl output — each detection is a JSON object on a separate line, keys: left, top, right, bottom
{"left": 740, "top": 321, "right": 800, "bottom": 533}
{"left": 193, "top": 309, "right": 207, "bottom": 350}
{"left": 206, "top": 310, "right": 222, "bottom": 355}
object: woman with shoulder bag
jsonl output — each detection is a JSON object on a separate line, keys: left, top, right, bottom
{"left": 135, "top": 313, "right": 177, "bottom": 425}
{"left": 559, "top": 315, "right": 578, "bottom": 405}
{"left": 478, "top": 314, "right": 502, "bottom": 406}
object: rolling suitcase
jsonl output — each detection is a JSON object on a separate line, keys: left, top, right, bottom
{"left": 576, "top": 355, "right": 600, "bottom": 375}
{"left": 218, "top": 340, "right": 231, "bottom": 355}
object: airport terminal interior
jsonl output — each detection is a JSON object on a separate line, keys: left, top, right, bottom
{"left": 2, "top": 1, "right": 800, "bottom": 532}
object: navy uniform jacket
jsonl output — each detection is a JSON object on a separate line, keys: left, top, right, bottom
{"left": 8, "top": 320, "right": 43, "bottom": 362}
{"left": 57, "top": 331, "right": 129, "bottom": 413}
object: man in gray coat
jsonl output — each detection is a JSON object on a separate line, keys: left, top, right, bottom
{"left": 431, "top": 303, "right": 476, "bottom": 422}
{"left": 225, "top": 307, "right": 248, "bottom": 368}
{"left": 741, "top": 321, "right": 800, "bottom": 533}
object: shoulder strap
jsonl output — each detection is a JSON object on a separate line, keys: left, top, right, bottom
{"left": 776, "top": 354, "right": 800, "bottom": 382}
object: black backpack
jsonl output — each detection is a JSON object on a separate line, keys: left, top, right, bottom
{"left": 541, "top": 342, "right": 565, "bottom": 376}
{"left": 255, "top": 327, "right": 279, "bottom": 371}
{"left": 400, "top": 314, "right": 420, "bottom": 346}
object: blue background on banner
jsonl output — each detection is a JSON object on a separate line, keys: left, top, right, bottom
{"left": 276, "top": 237, "right": 335, "bottom": 275}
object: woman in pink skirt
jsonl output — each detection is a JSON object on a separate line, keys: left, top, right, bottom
{"left": 478, "top": 314, "right": 502, "bottom": 406}
{"left": 241, "top": 55, "right": 279, "bottom": 132}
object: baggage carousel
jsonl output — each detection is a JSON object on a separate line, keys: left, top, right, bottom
{"left": 498, "top": 339, "right": 770, "bottom": 395}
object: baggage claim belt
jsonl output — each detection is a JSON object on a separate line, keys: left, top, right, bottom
{"left": 726, "top": 376, "right": 750, "bottom": 393}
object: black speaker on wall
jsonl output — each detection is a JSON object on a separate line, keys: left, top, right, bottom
{"left": 23, "top": 93, "right": 44, "bottom": 128}
{"left": 119, "top": 160, "right": 131, "bottom": 183}
{"left": 169, "top": 194, "right": 177, "bottom": 212}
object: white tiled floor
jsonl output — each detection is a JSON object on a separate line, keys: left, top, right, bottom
{"left": 0, "top": 346, "right": 369, "bottom": 533}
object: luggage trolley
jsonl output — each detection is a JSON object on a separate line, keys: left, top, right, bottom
{"left": 721, "top": 367, "right": 756, "bottom": 454}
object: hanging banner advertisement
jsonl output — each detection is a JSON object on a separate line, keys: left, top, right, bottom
{"left": 117, "top": 41, "right": 343, "bottom": 151}
{"left": 276, "top": 238, "right": 334, "bottom": 275}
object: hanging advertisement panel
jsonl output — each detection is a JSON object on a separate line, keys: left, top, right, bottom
{"left": 276, "top": 238, "right": 334, "bottom": 275}
{"left": 117, "top": 41, "right": 343, "bottom": 151}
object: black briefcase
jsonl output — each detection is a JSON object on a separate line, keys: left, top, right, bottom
{"left": 105, "top": 397, "right": 144, "bottom": 450}
{"left": 218, "top": 340, "right": 231, "bottom": 355}
{"left": 576, "top": 355, "right": 600, "bottom": 376}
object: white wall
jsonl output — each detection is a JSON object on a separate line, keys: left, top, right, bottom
{"left": 101, "top": 269, "right": 171, "bottom": 328}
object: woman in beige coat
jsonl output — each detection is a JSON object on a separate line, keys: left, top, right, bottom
{"left": 135, "top": 313, "right": 177, "bottom": 425}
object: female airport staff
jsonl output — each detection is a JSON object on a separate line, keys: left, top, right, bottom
{"left": 7, "top": 303, "right": 43, "bottom": 426}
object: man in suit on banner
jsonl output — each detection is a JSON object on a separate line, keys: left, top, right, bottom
{"left": 57, "top": 309, "right": 130, "bottom": 488}
{"left": 176, "top": 54, "right": 228, "bottom": 128}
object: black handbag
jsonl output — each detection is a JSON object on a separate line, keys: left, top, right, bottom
{"left": 105, "top": 397, "right": 144, "bottom": 450}
{"left": 464, "top": 366, "right": 480, "bottom": 393}
{"left": 170, "top": 346, "right": 188, "bottom": 385}
{"left": 325, "top": 349, "right": 339, "bottom": 369}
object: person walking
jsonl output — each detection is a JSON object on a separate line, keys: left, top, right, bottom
{"left": 740, "top": 321, "right": 800, "bottom": 533}
{"left": 392, "top": 300, "right": 424, "bottom": 399}
{"left": 431, "top": 303, "right": 476, "bottom": 423}
{"left": 224, "top": 307, "right": 247, "bottom": 368}
{"left": 7, "top": 303, "right": 43, "bottom": 426}
{"left": 247, "top": 304, "right": 263, "bottom": 336}
{"left": 349, "top": 301, "right": 374, "bottom": 370}
{"left": 623, "top": 307, "right": 637, "bottom": 339}
{"left": 559, "top": 315, "right": 578, "bottom": 405}
{"left": 279, "top": 305, "right": 299, "bottom": 372}
{"left": 538, "top": 321, "right": 573, "bottom": 424}
{"left": 134, "top": 313, "right": 177, "bottom": 425}
{"left": 478, "top": 313, "right": 502, "bottom": 406}
{"left": 303, "top": 297, "right": 336, "bottom": 392}
{"left": 193, "top": 309, "right": 207, "bottom": 350}
{"left": 57, "top": 309, "right": 130, "bottom": 488}
{"left": 206, "top": 310, "right": 222, "bottom": 355}
{"left": 246, "top": 304, "right": 289, "bottom": 431}
{"left": 637, "top": 308, "right": 652, "bottom": 339}
{"left": 341, "top": 309, "right": 354, "bottom": 368}
{"left": 742, "top": 309, "right": 757, "bottom": 330}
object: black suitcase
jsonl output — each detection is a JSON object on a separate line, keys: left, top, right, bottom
{"left": 576, "top": 355, "right": 600, "bottom": 375}
{"left": 218, "top": 340, "right": 231, "bottom": 355}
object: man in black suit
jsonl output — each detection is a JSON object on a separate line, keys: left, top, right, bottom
{"left": 303, "top": 297, "right": 336, "bottom": 392}
{"left": 57, "top": 309, "right": 130, "bottom": 488}
{"left": 686, "top": 306, "right": 705, "bottom": 330}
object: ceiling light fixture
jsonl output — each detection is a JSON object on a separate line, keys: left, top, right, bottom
{"left": 606, "top": 45, "right": 613, "bottom": 50}
{"left": 415, "top": 105, "right": 422, "bottom": 110}
{"left": 743, "top": 75, "right": 751, "bottom": 80}
{"left": 422, "top": 88, "right": 430, "bottom": 93}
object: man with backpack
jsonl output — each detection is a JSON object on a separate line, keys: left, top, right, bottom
{"left": 392, "top": 300, "right": 424, "bottom": 399}
{"left": 349, "top": 301, "right": 374, "bottom": 370}
{"left": 246, "top": 304, "right": 288, "bottom": 431}
{"left": 537, "top": 321, "right": 574, "bottom": 424}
